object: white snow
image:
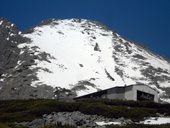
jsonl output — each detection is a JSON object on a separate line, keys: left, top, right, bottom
{"left": 141, "top": 117, "right": 170, "bottom": 125}
{"left": 160, "top": 98, "right": 170, "bottom": 103}
{"left": 76, "top": 86, "right": 99, "bottom": 96}
{"left": 0, "top": 21, "right": 3, "bottom": 25}
{"left": 14, "top": 60, "right": 24, "bottom": 69}
{"left": 17, "top": 19, "right": 170, "bottom": 96}
{"left": 158, "top": 81, "right": 170, "bottom": 88}
{"left": 96, "top": 117, "right": 170, "bottom": 126}
{"left": 96, "top": 121, "right": 121, "bottom": 126}
{"left": 19, "top": 50, "right": 24, "bottom": 55}
{"left": 0, "top": 78, "right": 4, "bottom": 82}
{"left": 1, "top": 74, "right": 7, "bottom": 78}
{"left": 19, "top": 19, "right": 125, "bottom": 96}
{"left": 10, "top": 33, "right": 15, "bottom": 36}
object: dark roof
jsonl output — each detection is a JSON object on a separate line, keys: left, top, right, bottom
{"left": 74, "top": 84, "right": 159, "bottom": 99}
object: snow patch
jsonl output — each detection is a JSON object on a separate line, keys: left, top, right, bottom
{"left": 160, "top": 98, "right": 170, "bottom": 103}
{"left": 157, "top": 81, "right": 170, "bottom": 88}
{"left": 96, "top": 121, "right": 121, "bottom": 126}
{"left": 0, "top": 20, "right": 3, "bottom": 25}
{"left": 10, "top": 33, "right": 15, "bottom": 37}
{"left": 141, "top": 117, "right": 170, "bottom": 125}
{"left": 18, "top": 31, "right": 22, "bottom": 35}
{"left": 0, "top": 78, "right": 4, "bottom": 82}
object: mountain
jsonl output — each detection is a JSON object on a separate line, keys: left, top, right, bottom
{"left": 0, "top": 18, "right": 170, "bottom": 102}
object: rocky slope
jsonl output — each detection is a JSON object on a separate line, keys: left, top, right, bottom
{"left": 17, "top": 111, "right": 131, "bottom": 128}
{"left": 0, "top": 18, "right": 170, "bottom": 101}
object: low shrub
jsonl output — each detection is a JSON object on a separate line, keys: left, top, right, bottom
{"left": 0, "top": 99, "right": 169, "bottom": 123}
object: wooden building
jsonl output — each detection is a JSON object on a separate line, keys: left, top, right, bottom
{"left": 75, "top": 84, "right": 159, "bottom": 102}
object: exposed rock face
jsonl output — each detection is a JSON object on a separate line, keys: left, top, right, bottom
{"left": 17, "top": 111, "right": 132, "bottom": 128}
{"left": 0, "top": 18, "right": 20, "bottom": 77}
{"left": 43, "top": 111, "right": 101, "bottom": 127}
{"left": 0, "top": 18, "right": 170, "bottom": 101}
{"left": 0, "top": 18, "right": 32, "bottom": 99}
{"left": 0, "top": 18, "right": 56, "bottom": 99}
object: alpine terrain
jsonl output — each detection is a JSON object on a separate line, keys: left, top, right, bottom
{"left": 0, "top": 18, "right": 170, "bottom": 102}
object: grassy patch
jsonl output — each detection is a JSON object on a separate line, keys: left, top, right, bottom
{"left": 0, "top": 99, "right": 169, "bottom": 123}
{"left": 0, "top": 123, "right": 28, "bottom": 128}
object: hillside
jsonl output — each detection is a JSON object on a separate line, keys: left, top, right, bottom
{"left": 0, "top": 18, "right": 170, "bottom": 102}
{"left": 0, "top": 99, "right": 170, "bottom": 128}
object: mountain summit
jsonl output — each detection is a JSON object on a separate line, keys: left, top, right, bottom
{"left": 0, "top": 18, "right": 170, "bottom": 102}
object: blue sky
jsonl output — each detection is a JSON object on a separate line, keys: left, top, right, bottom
{"left": 0, "top": 0, "right": 170, "bottom": 59}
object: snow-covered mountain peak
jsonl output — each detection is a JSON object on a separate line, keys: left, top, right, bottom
{"left": 19, "top": 19, "right": 120, "bottom": 95}
{"left": 0, "top": 18, "right": 170, "bottom": 102}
